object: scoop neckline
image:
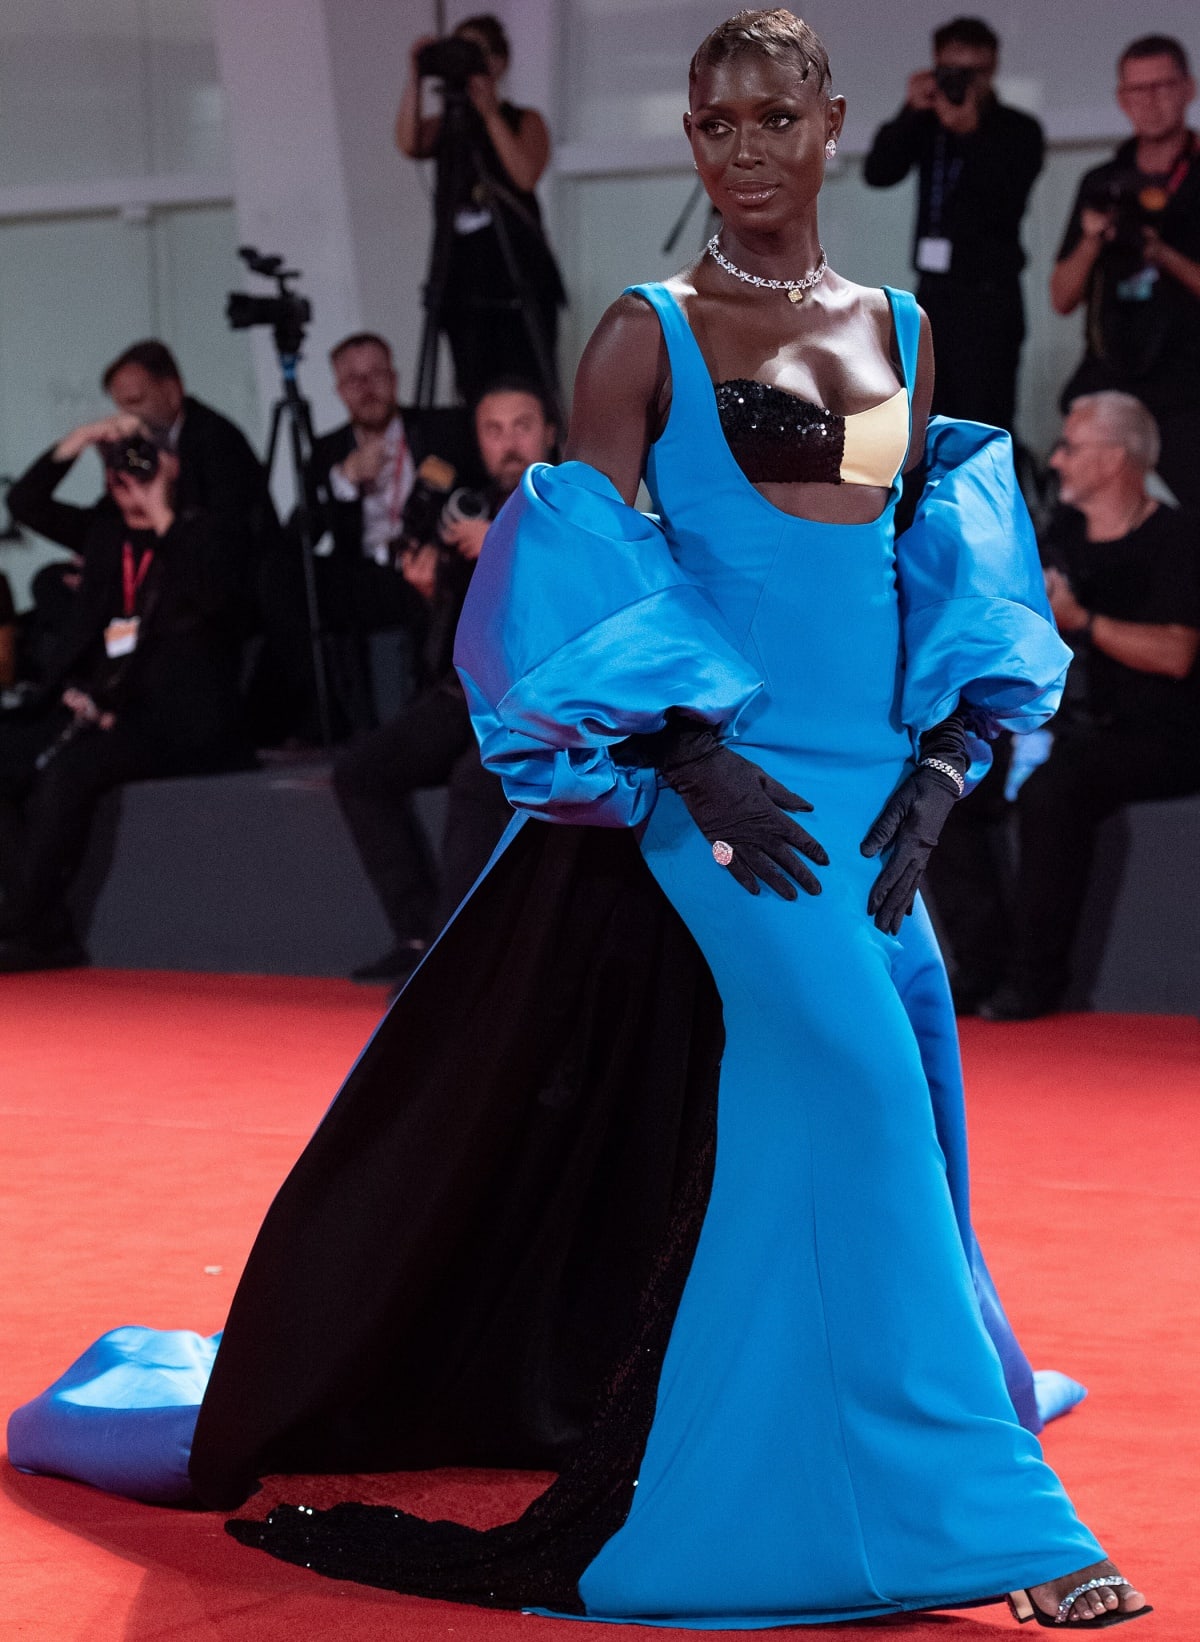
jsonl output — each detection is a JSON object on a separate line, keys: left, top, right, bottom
{"left": 654, "top": 286, "right": 912, "bottom": 530}
{"left": 714, "top": 378, "right": 908, "bottom": 424}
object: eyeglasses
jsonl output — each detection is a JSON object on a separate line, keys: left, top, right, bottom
{"left": 1050, "top": 438, "right": 1121, "bottom": 456}
{"left": 336, "top": 367, "right": 394, "bottom": 388}
{"left": 1118, "top": 77, "right": 1188, "bottom": 99}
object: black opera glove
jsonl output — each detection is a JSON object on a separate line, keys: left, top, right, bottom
{"left": 859, "top": 709, "right": 969, "bottom": 936}
{"left": 622, "top": 718, "right": 828, "bottom": 899}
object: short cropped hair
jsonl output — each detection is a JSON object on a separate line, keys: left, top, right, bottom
{"left": 933, "top": 16, "right": 999, "bottom": 56}
{"left": 1070, "top": 391, "right": 1161, "bottom": 472}
{"left": 1118, "top": 35, "right": 1191, "bottom": 80}
{"left": 101, "top": 339, "right": 182, "bottom": 391}
{"left": 690, "top": 9, "right": 831, "bottom": 94}
{"left": 473, "top": 375, "right": 557, "bottom": 427}
{"left": 329, "top": 332, "right": 394, "bottom": 368}
{"left": 455, "top": 14, "right": 509, "bottom": 64}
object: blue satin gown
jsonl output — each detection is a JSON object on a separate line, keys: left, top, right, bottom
{"left": 458, "top": 283, "right": 1102, "bottom": 1624}
{"left": 9, "top": 284, "right": 1103, "bottom": 1626}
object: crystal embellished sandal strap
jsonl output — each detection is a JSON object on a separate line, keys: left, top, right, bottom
{"left": 1055, "top": 1576, "right": 1130, "bottom": 1623}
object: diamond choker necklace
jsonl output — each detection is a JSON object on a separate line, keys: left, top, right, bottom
{"left": 705, "top": 234, "right": 828, "bottom": 304}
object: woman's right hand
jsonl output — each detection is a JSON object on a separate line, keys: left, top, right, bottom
{"left": 630, "top": 722, "right": 827, "bottom": 899}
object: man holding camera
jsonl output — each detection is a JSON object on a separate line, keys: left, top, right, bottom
{"left": 1052, "top": 36, "right": 1200, "bottom": 510}
{"left": 282, "top": 332, "right": 480, "bottom": 733}
{"left": 865, "top": 16, "right": 1044, "bottom": 432}
{"left": 976, "top": 392, "right": 1200, "bottom": 1020}
{"left": 333, "top": 377, "right": 557, "bottom": 984}
{"left": 103, "top": 340, "right": 278, "bottom": 572}
{"left": 0, "top": 417, "right": 247, "bottom": 971}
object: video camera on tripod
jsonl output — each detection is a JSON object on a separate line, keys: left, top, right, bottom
{"left": 226, "top": 247, "right": 313, "bottom": 359}
{"left": 224, "top": 246, "right": 333, "bottom": 744}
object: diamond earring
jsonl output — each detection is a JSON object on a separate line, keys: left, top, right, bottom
{"left": 825, "top": 138, "right": 838, "bottom": 158}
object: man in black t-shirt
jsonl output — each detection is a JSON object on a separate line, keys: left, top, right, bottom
{"left": 981, "top": 392, "right": 1200, "bottom": 1019}
{"left": 864, "top": 16, "right": 1044, "bottom": 432}
{"left": 1052, "top": 35, "right": 1200, "bottom": 509}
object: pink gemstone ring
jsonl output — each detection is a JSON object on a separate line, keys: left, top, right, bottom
{"left": 712, "top": 841, "right": 734, "bottom": 867}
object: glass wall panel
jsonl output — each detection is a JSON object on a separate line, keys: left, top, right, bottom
{"left": 0, "top": 0, "right": 228, "bottom": 187}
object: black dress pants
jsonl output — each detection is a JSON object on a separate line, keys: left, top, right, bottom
{"left": 918, "top": 275, "right": 1025, "bottom": 433}
{"left": 333, "top": 684, "right": 512, "bottom": 945}
{"left": 0, "top": 712, "right": 173, "bottom": 938}
{"left": 1010, "top": 725, "right": 1200, "bottom": 1000}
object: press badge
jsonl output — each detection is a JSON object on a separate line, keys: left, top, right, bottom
{"left": 916, "top": 236, "right": 953, "bottom": 274}
{"left": 104, "top": 616, "right": 140, "bottom": 658}
{"left": 1116, "top": 265, "right": 1159, "bottom": 303}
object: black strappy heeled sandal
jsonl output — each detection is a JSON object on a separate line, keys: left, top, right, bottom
{"left": 1007, "top": 1576, "right": 1152, "bottom": 1629}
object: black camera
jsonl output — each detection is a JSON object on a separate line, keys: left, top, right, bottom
{"left": 226, "top": 246, "right": 312, "bottom": 357}
{"left": 100, "top": 434, "right": 161, "bottom": 482}
{"left": 416, "top": 35, "right": 488, "bottom": 91}
{"left": 933, "top": 65, "right": 977, "bottom": 106}
{"left": 441, "top": 487, "right": 489, "bottom": 530}
{"left": 398, "top": 456, "right": 458, "bottom": 552}
{"left": 1080, "top": 169, "right": 1163, "bottom": 274}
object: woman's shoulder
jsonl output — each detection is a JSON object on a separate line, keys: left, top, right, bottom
{"left": 834, "top": 276, "right": 925, "bottom": 326}
{"left": 577, "top": 292, "right": 670, "bottom": 405}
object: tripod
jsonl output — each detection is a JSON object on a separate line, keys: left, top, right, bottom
{"left": 263, "top": 344, "right": 333, "bottom": 749}
{"left": 413, "top": 84, "right": 560, "bottom": 419}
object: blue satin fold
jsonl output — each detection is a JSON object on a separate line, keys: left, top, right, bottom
{"left": 454, "top": 460, "right": 763, "bottom": 827}
{"left": 899, "top": 418, "right": 1071, "bottom": 788}
{"left": 8, "top": 1326, "right": 219, "bottom": 1503}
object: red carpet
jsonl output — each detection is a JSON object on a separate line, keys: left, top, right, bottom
{"left": 2, "top": 970, "right": 1196, "bottom": 1640}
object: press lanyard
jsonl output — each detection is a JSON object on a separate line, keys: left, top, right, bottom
{"left": 1143, "top": 130, "right": 1196, "bottom": 205}
{"left": 122, "top": 540, "right": 154, "bottom": 617}
{"left": 385, "top": 429, "right": 411, "bottom": 535}
{"left": 928, "top": 131, "right": 964, "bottom": 235}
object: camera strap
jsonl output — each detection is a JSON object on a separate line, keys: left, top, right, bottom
{"left": 385, "top": 427, "right": 414, "bottom": 537}
{"left": 1142, "top": 129, "right": 1197, "bottom": 210}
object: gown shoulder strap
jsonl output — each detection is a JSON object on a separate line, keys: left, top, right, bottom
{"left": 623, "top": 282, "right": 714, "bottom": 401}
{"left": 884, "top": 286, "right": 922, "bottom": 397}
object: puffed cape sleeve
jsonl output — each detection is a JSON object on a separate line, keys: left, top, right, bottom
{"left": 899, "top": 417, "right": 1070, "bottom": 742}
{"left": 453, "top": 459, "right": 763, "bottom": 827}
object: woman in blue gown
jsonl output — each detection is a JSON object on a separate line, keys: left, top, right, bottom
{"left": 9, "top": 9, "right": 1148, "bottom": 1631}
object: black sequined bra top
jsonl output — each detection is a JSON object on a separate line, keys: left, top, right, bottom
{"left": 714, "top": 378, "right": 909, "bottom": 487}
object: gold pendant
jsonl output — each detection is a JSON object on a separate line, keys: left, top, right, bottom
{"left": 788, "top": 287, "right": 804, "bottom": 304}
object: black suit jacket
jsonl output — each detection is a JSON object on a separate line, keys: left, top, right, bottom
{"left": 175, "top": 396, "right": 277, "bottom": 548}
{"left": 7, "top": 450, "right": 245, "bottom": 754}
{"left": 306, "top": 406, "right": 481, "bottom": 571}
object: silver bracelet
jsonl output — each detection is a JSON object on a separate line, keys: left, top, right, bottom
{"left": 919, "top": 756, "right": 965, "bottom": 796}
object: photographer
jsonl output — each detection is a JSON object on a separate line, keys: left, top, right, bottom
{"left": 274, "top": 332, "right": 480, "bottom": 735}
{"left": 1052, "top": 36, "right": 1200, "bottom": 509}
{"left": 395, "top": 13, "right": 564, "bottom": 406}
{"left": 978, "top": 393, "right": 1200, "bottom": 1020}
{"left": 864, "top": 16, "right": 1044, "bottom": 432}
{"left": 103, "top": 339, "right": 277, "bottom": 569}
{"left": 333, "top": 378, "right": 557, "bottom": 983}
{"left": 0, "top": 420, "right": 246, "bottom": 972}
